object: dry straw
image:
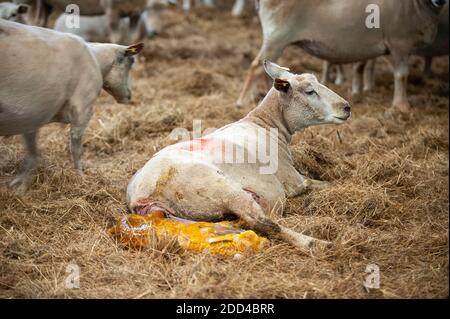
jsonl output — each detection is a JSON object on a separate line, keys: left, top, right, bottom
{"left": 0, "top": 4, "right": 448, "bottom": 298}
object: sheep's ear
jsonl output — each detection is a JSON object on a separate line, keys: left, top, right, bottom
{"left": 263, "top": 59, "right": 292, "bottom": 80}
{"left": 124, "top": 43, "right": 144, "bottom": 56}
{"left": 274, "top": 78, "right": 290, "bottom": 92}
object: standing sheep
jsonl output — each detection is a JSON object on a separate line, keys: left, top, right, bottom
{"left": 0, "top": 20, "right": 143, "bottom": 192}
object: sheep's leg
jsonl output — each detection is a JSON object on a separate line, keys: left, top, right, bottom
{"left": 231, "top": 0, "right": 245, "bottom": 16}
{"left": 423, "top": 56, "right": 433, "bottom": 77}
{"left": 10, "top": 131, "right": 39, "bottom": 194}
{"left": 351, "top": 61, "right": 365, "bottom": 103}
{"left": 106, "top": 9, "right": 122, "bottom": 44}
{"left": 70, "top": 127, "right": 86, "bottom": 174}
{"left": 363, "top": 59, "right": 375, "bottom": 92}
{"left": 215, "top": 176, "right": 329, "bottom": 251}
{"left": 236, "top": 54, "right": 262, "bottom": 108}
{"left": 70, "top": 104, "right": 93, "bottom": 174}
{"left": 202, "top": 0, "right": 215, "bottom": 8}
{"left": 35, "top": 1, "right": 51, "bottom": 27}
{"left": 146, "top": 168, "right": 330, "bottom": 252}
{"left": 135, "top": 13, "right": 147, "bottom": 41}
{"left": 236, "top": 42, "right": 283, "bottom": 107}
{"left": 335, "top": 64, "right": 345, "bottom": 85}
{"left": 303, "top": 178, "right": 329, "bottom": 191}
{"left": 289, "top": 177, "right": 329, "bottom": 197}
{"left": 183, "top": 0, "right": 191, "bottom": 11}
{"left": 320, "top": 61, "right": 330, "bottom": 85}
{"left": 142, "top": 8, "right": 161, "bottom": 38}
{"left": 129, "top": 14, "right": 143, "bottom": 44}
{"left": 227, "top": 190, "right": 330, "bottom": 252}
{"left": 34, "top": 0, "right": 43, "bottom": 26}
{"left": 388, "top": 53, "right": 411, "bottom": 113}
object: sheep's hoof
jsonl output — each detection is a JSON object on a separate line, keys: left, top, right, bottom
{"left": 311, "top": 179, "right": 329, "bottom": 190}
{"left": 384, "top": 104, "right": 413, "bottom": 121}
{"left": 75, "top": 169, "right": 84, "bottom": 177}
{"left": 363, "top": 84, "right": 373, "bottom": 93}
{"left": 309, "top": 238, "right": 332, "bottom": 253}
{"left": 9, "top": 175, "right": 31, "bottom": 195}
{"left": 392, "top": 101, "right": 411, "bottom": 114}
{"left": 303, "top": 179, "right": 329, "bottom": 191}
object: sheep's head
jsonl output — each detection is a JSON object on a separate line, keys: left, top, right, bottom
{"left": 89, "top": 42, "right": 144, "bottom": 104}
{"left": 263, "top": 60, "right": 351, "bottom": 132}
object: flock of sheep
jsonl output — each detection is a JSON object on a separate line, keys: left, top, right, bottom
{"left": 0, "top": 0, "right": 449, "bottom": 251}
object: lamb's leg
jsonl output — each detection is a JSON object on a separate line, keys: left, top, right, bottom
{"left": 227, "top": 190, "right": 331, "bottom": 252}
{"left": 351, "top": 61, "right": 365, "bottom": 102}
{"left": 388, "top": 53, "right": 411, "bottom": 113}
{"left": 363, "top": 59, "right": 376, "bottom": 92}
{"left": 10, "top": 131, "right": 39, "bottom": 194}
{"left": 236, "top": 42, "right": 282, "bottom": 107}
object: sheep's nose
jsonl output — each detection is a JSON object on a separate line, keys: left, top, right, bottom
{"left": 344, "top": 104, "right": 351, "bottom": 114}
{"left": 339, "top": 100, "right": 351, "bottom": 111}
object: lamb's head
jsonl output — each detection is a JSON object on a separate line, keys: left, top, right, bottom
{"left": 263, "top": 60, "right": 351, "bottom": 132}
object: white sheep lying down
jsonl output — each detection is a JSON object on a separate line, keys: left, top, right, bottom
{"left": 0, "top": 20, "right": 143, "bottom": 193}
{"left": 127, "top": 60, "right": 352, "bottom": 252}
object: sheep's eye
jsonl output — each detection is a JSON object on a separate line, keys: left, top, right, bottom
{"left": 431, "top": 0, "right": 447, "bottom": 8}
{"left": 305, "top": 89, "right": 317, "bottom": 96}
{"left": 10, "top": 13, "right": 17, "bottom": 18}
{"left": 129, "top": 57, "right": 135, "bottom": 65}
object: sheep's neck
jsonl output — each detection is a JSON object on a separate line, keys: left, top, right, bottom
{"left": 243, "top": 88, "right": 293, "bottom": 147}
{"left": 88, "top": 46, "right": 114, "bottom": 81}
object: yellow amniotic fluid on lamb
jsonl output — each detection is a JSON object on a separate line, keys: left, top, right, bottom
{"left": 110, "top": 211, "right": 268, "bottom": 256}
